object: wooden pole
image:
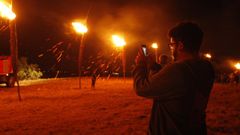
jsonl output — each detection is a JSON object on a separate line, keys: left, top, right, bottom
{"left": 78, "top": 34, "right": 85, "bottom": 89}
{"left": 10, "top": 0, "right": 21, "bottom": 101}
{"left": 122, "top": 47, "right": 126, "bottom": 82}
{"left": 155, "top": 49, "right": 158, "bottom": 63}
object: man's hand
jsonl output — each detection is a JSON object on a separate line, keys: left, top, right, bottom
{"left": 146, "top": 54, "right": 156, "bottom": 68}
{"left": 135, "top": 48, "right": 156, "bottom": 67}
{"left": 135, "top": 48, "right": 146, "bottom": 65}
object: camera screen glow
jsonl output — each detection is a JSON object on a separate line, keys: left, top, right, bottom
{"left": 142, "top": 47, "right": 147, "bottom": 56}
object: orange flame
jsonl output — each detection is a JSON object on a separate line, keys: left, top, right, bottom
{"left": 204, "top": 53, "right": 212, "bottom": 59}
{"left": 0, "top": 1, "right": 16, "bottom": 20}
{"left": 235, "top": 63, "right": 240, "bottom": 70}
{"left": 72, "top": 22, "right": 88, "bottom": 34}
{"left": 112, "top": 35, "right": 126, "bottom": 47}
{"left": 151, "top": 43, "right": 158, "bottom": 49}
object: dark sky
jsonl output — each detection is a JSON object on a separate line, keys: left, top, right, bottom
{"left": 1, "top": 0, "right": 240, "bottom": 74}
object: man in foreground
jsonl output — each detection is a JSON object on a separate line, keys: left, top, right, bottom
{"left": 133, "top": 22, "right": 215, "bottom": 135}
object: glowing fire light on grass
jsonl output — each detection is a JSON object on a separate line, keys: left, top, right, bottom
{"left": 0, "top": 1, "right": 16, "bottom": 20}
{"left": 112, "top": 35, "right": 126, "bottom": 47}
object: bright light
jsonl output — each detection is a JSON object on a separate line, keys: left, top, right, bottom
{"left": 112, "top": 35, "right": 126, "bottom": 47}
{"left": 204, "top": 53, "right": 212, "bottom": 59}
{"left": 151, "top": 43, "right": 158, "bottom": 49}
{"left": 0, "top": 1, "right": 16, "bottom": 20}
{"left": 72, "top": 22, "right": 88, "bottom": 34}
{"left": 235, "top": 63, "right": 240, "bottom": 70}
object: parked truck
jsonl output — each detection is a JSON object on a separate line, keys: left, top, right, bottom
{"left": 0, "top": 56, "right": 15, "bottom": 87}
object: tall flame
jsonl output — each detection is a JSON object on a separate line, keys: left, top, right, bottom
{"left": 204, "top": 53, "right": 212, "bottom": 59}
{"left": 0, "top": 1, "right": 16, "bottom": 20}
{"left": 151, "top": 43, "right": 158, "bottom": 49}
{"left": 235, "top": 63, "right": 240, "bottom": 70}
{"left": 112, "top": 35, "right": 126, "bottom": 47}
{"left": 72, "top": 22, "right": 88, "bottom": 34}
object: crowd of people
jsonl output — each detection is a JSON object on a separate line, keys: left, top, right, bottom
{"left": 217, "top": 71, "right": 239, "bottom": 85}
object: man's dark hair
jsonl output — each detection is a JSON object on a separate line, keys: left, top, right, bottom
{"left": 168, "top": 22, "right": 203, "bottom": 52}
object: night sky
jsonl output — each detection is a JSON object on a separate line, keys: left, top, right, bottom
{"left": 1, "top": 0, "right": 240, "bottom": 75}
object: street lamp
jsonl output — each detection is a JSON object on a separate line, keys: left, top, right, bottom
{"left": 151, "top": 42, "right": 158, "bottom": 63}
{"left": 112, "top": 35, "right": 126, "bottom": 81}
{"left": 72, "top": 21, "right": 88, "bottom": 89}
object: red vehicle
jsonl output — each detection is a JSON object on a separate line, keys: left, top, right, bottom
{"left": 0, "top": 56, "right": 15, "bottom": 87}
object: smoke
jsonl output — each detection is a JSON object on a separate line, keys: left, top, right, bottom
{"left": 92, "top": 2, "right": 169, "bottom": 50}
{"left": 13, "top": 0, "right": 240, "bottom": 74}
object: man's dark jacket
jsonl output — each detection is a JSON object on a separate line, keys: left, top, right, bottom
{"left": 133, "top": 59, "right": 215, "bottom": 135}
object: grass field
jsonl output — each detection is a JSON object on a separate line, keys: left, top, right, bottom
{"left": 0, "top": 78, "right": 239, "bottom": 135}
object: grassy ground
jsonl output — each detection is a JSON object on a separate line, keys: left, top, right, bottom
{"left": 0, "top": 78, "right": 239, "bottom": 135}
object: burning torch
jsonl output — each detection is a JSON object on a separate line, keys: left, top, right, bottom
{"left": 112, "top": 35, "right": 126, "bottom": 81}
{"left": 72, "top": 21, "right": 88, "bottom": 89}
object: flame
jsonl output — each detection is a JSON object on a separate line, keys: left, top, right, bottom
{"left": 204, "top": 53, "right": 212, "bottom": 59}
{"left": 235, "top": 63, "right": 240, "bottom": 70}
{"left": 72, "top": 22, "right": 88, "bottom": 34}
{"left": 151, "top": 43, "right": 158, "bottom": 49}
{"left": 112, "top": 35, "right": 126, "bottom": 47}
{"left": 0, "top": 1, "right": 16, "bottom": 20}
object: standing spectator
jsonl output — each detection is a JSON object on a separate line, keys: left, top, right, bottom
{"left": 159, "top": 54, "right": 170, "bottom": 67}
{"left": 233, "top": 71, "right": 239, "bottom": 85}
{"left": 91, "top": 71, "right": 97, "bottom": 89}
